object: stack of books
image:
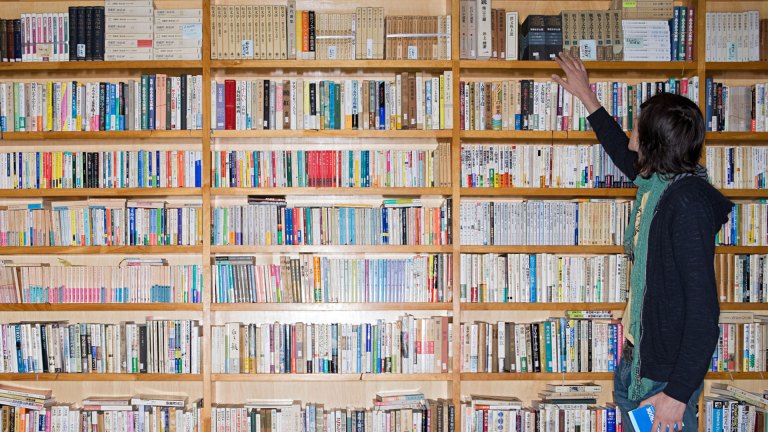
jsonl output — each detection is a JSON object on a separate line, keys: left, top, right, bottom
{"left": 105, "top": 0, "right": 153, "bottom": 60}
{"left": 622, "top": 19, "right": 671, "bottom": 61}
{"left": 153, "top": 9, "right": 202, "bottom": 60}
{"left": 704, "top": 384, "right": 768, "bottom": 430}
{"left": 538, "top": 382, "right": 602, "bottom": 407}
{"left": 612, "top": 0, "right": 673, "bottom": 20}
{"left": 0, "top": 384, "right": 53, "bottom": 411}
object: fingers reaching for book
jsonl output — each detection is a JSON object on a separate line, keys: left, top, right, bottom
{"left": 552, "top": 52, "right": 602, "bottom": 115}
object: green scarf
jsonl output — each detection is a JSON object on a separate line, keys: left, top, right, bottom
{"left": 624, "top": 172, "right": 670, "bottom": 401}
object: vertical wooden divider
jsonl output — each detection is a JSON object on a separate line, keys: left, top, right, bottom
{"left": 450, "top": 0, "right": 462, "bottom": 428}
{"left": 201, "top": 0, "right": 213, "bottom": 428}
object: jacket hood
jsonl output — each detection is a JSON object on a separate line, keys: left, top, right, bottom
{"left": 666, "top": 166, "right": 733, "bottom": 228}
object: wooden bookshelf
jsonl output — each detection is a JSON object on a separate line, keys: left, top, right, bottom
{"left": 1, "top": 0, "right": 767, "bottom": 430}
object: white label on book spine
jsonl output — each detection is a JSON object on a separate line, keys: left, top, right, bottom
{"left": 407, "top": 46, "right": 418, "bottom": 60}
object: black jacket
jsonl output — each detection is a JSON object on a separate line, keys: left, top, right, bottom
{"left": 588, "top": 107, "right": 733, "bottom": 404}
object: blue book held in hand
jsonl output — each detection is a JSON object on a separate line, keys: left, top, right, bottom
{"left": 628, "top": 404, "right": 655, "bottom": 432}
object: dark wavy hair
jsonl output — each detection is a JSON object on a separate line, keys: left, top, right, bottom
{"left": 634, "top": 92, "right": 705, "bottom": 178}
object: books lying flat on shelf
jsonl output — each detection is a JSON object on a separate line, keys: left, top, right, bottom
{"left": 211, "top": 72, "right": 454, "bottom": 131}
{"left": 458, "top": 78, "right": 699, "bottom": 131}
{"left": 0, "top": 319, "right": 202, "bottom": 374}
{"left": 212, "top": 144, "right": 451, "bottom": 188}
{"left": 460, "top": 317, "right": 622, "bottom": 373}
{"left": 621, "top": 20, "right": 671, "bottom": 61}
{"left": 461, "top": 144, "right": 631, "bottom": 188}
{"left": 716, "top": 202, "right": 768, "bottom": 247}
{"left": 0, "top": 199, "right": 202, "bottom": 246}
{"left": 213, "top": 254, "right": 452, "bottom": 304}
{"left": 212, "top": 398, "right": 455, "bottom": 432}
{"left": 212, "top": 197, "right": 452, "bottom": 246}
{"left": 612, "top": 0, "right": 673, "bottom": 20}
{"left": 0, "top": 262, "right": 202, "bottom": 304}
{"left": 0, "top": 150, "right": 202, "bottom": 190}
{"left": 460, "top": 253, "right": 629, "bottom": 303}
{"left": 105, "top": 0, "right": 152, "bottom": 61}
{"left": 0, "top": 384, "right": 53, "bottom": 410}
{"left": 704, "top": 80, "right": 767, "bottom": 132}
{"left": 709, "top": 383, "right": 768, "bottom": 411}
{"left": 459, "top": 199, "right": 631, "bottom": 246}
{"left": 0, "top": 75, "right": 204, "bottom": 132}
{"left": 211, "top": 316, "right": 452, "bottom": 374}
{"left": 705, "top": 388, "right": 768, "bottom": 431}
{"left": 716, "top": 253, "right": 768, "bottom": 303}
{"left": 153, "top": 9, "right": 202, "bottom": 61}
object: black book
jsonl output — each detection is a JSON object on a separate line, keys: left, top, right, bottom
{"left": 138, "top": 324, "right": 147, "bottom": 373}
{"left": 520, "top": 15, "right": 546, "bottom": 60}
{"left": 13, "top": 19, "right": 21, "bottom": 61}
{"left": 93, "top": 7, "right": 105, "bottom": 61}
{"left": 40, "top": 325, "right": 49, "bottom": 373}
{"left": 84, "top": 7, "right": 94, "bottom": 61}
{"left": 543, "top": 15, "right": 563, "bottom": 60}
{"left": 68, "top": 7, "right": 78, "bottom": 60}
{"left": 5, "top": 20, "right": 12, "bottom": 62}
{"left": 520, "top": 80, "right": 530, "bottom": 130}
{"left": 308, "top": 81, "right": 316, "bottom": 119}
{"left": 120, "top": 82, "right": 127, "bottom": 129}
{"left": 530, "top": 323, "right": 541, "bottom": 372}
{"left": 99, "top": 82, "right": 107, "bottom": 131}
{"left": 308, "top": 11, "right": 315, "bottom": 53}
{"left": 0, "top": 20, "right": 6, "bottom": 62}
{"left": 447, "top": 405, "right": 455, "bottom": 432}
{"left": 180, "top": 75, "right": 187, "bottom": 130}
{"left": 76, "top": 7, "right": 86, "bottom": 60}
{"left": 264, "top": 80, "right": 271, "bottom": 129}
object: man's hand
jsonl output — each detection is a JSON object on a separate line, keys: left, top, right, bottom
{"left": 642, "top": 392, "right": 686, "bottom": 432}
{"left": 551, "top": 51, "right": 602, "bottom": 114}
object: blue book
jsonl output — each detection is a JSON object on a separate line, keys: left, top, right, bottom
{"left": 606, "top": 408, "right": 616, "bottom": 432}
{"left": 628, "top": 404, "right": 655, "bottom": 432}
{"left": 216, "top": 83, "right": 225, "bottom": 130}
{"left": 529, "top": 254, "right": 537, "bottom": 302}
{"left": 195, "top": 159, "right": 201, "bottom": 187}
{"left": 705, "top": 78, "right": 713, "bottom": 131}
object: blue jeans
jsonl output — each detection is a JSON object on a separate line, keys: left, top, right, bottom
{"left": 614, "top": 347, "right": 703, "bottom": 431}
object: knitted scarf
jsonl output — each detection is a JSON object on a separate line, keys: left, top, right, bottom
{"left": 624, "top": 172, "right": 670, "bottom": 401}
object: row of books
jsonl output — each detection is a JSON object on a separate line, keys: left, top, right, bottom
{"left": 460, "top": 144, "right": 630, "bottom": 189}
{"left": 705, "top": 80, "right": 768, "bottom": 132}
{"left": 459, "top": 78, "right": 699, "bottom": 131}
{"left": 0, "top": 150, "right": 202, "bottom": 190}
{"left": 460, "top": 254, "right": 629, "bottom": 304}
{"left": 211, "top": 316, "right": 452, "bottom": 375}
{"left": 705, "top": 12, "right": 765, "bottom": 62}
{"left": 459, "top": 200, "right": 631, "bottom": 246}
{"left": 0, "top": 319, "right": 202, "bottom": 374}
{"left": 211, "top": 394, "right": 454, "bottom": 432}
{"left": 213, "top": 73, "right": 454, "bottom": 131}
{"left": 717, "top": 203, "right": 768, "bottom": 247}
{"left": 0, "top": 76, "right": 204, "bottom": 132}
{"left": 212, "top": 254, "right": 452, "bottom": 304}
{"left": 5, "top": 13, "right": 73, "bottom": 63}
{"left": 0, "top": 261, "right": 202, "bottom": 304}
{"left": 718, "top": 254, "right": 768, "bottom": 303}
{"left": 706, "top": 146, "right": 768, "bottom": 190}
{"left": 211, "top": 198, "right": 452, "bottom": 246}
{"left": 0, "top": 386, "right": 202, "bottom": 432}
{"left": 211, "top": 145, "right": 452, "bottom": 189}
{"left": 0, "top": 199, "right": 202, "bottom": 247}
{"left": 712, "top": 312, "right": 767, "bottom": 372}
{"left": 704, "top": 384, "right": 768, "bottom": 431}
{"left": 461, "top": 316, "right": 620, "bottom": 373}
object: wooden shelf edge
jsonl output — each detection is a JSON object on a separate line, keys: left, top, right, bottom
{"left": 211, "top": 130, "right": 452, "bottom": 138}
{"left": 0, "top": 303, "right": 203, "bottom": 312}
{"left": 461, "top": 302, "right": 625, "bottom": 311}
{"left": 211, "top": 373, "right": 450, "bottom": 382}
{"left": 211, "top": 303, "right": 452, "bottom": 311}
{"left": 705, "top": 62, "right": 768, "bottom": 72}
{"left": 0, "top": 246, "right": 203, "bottom": 255}
{"left": 211, "top": 187, "right": 451, "bottom": 196}
{"left": 0, "top": 373, "right": 203, "bottom": 381}
{"left": 0, "top": 60, "right": 202, "bottom": 71}
{"left": 0, "top": 188, "right": 202, "bottom": 198}
{"left": 460, "top": 60, "right": 696, "bottom": 71}
{"left": 705, "top": 132, "right": 768, "bottom": 142}
{"left": 460, "top": 246, "right": 625, "bottom": 254}
{"left": 715, "top": 246, "right": 768, "bottom": 254}
{"left": 0, "top": 130, "right": 203, "bottom": 140}
{"left": 459, "top": 188, "right": 637, "bottom": 198}
{"left": 461, "top": 372, "right": 614, "bottom": 381}
{"left": 210, "top": 60, "right": 452, "bottom": 70}
{"left": 210, "top": 245, "right": 452, "bottom": 254}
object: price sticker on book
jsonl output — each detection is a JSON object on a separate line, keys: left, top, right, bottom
{"left": 579, "top": 40, "right": 597, "bottom": 61}
{"left": 407, "top": 46, "right": 418, "bottom": 60}
{"left": 241, "top": 40, "right": 253, "bottom": 59}
{"left": 77, "top": 44, "right": 86, "bottom": 59}
{"left": 622, "top": 1, "right": 637, "bottom": 7}
{"left": 328, "top": 46, "right": 338, "bottom": 60}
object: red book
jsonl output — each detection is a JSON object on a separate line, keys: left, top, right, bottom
{"left": 224, "top": 80, "right": 236, "bottom": 130}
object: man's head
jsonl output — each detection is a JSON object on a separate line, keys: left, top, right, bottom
{"left": 631, "top": 92, "right": 705, "bottom": 177}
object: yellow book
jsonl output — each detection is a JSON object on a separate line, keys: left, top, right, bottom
{"left": 439, "top": 74, "right": 445, "bottom": 130}
{"left": 45, "top": 82, "right": 53, "bottom": 131}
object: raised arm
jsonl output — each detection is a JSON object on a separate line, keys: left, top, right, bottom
{"left": 552, "top": 52, "right": 638, "bottom": 180}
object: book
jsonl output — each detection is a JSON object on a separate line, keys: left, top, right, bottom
{"left": 628, "top": 404, "right": 655, "bottom": 432}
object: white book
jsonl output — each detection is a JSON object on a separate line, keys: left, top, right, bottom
{"left": 105, "top": 23, "right": 154, "bottom": 33}
{"left": 106, "top": 33, "right": 154, "bottom": 40}
{"left": 154, "top": 17, "right": 202, "bottom": 24}
{"left": 506, "top": 12, "right": 519, "bottom": 60}
{"left": 104, "top": 6, "right": 154, "bottom": 17}
{"left": 475, "top": 0, "right": 492, "bottom": 59}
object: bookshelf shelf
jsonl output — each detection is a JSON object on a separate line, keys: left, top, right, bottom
{"left": 0, "top": 60, "right": 203, "bottom": 72}
{"left": 211, "top": 130, "right": 453, "bottom": 139}
{"left": 0, "top": 303, "right": 203, "bottom": 312}
{"left": 720, "top": 189, "right": 768, "bottom": 199}
{"left": 0, "top": 373, "right": 203, "bottom": 381}
{"left": 211, "top": 187, "right": 452, "bottom": 197}
{"left": 705, "top": 132, "right": 768, "bottom": 142}
{"left": 211, "top": 303, "right": 452, "bottom": 312}
{"left": 212, "top": 374, "right": 451, "bottom": 382}
{"left": 210, "top": 245, "right": 453, "bottom": 254}
{"left": 0, "top": 188, "right": 202, "bottom": 198}
{"left": 461, "top": 372, "right": 614, "bottom": 381}
{"left": 460, "top": 188, "right": 637, "bottom": 198}
{"left": 460, "top": 245, "right": 625, "bottom": 254}
{"left": 461, "top": 302, "right": 626, "bottom": 311}
{"left": 0, "top": 130, "right": 204, "bottom": 140}
{"left": 705, "top": 62, "right": 768, "bottom": 72}
{"left": 719, "top": 303, "right": 768, "bottom": 311}
{"left": 715, "top": 246, "right": 768, "bottom": 254}
{"left": 460, "top": 130, "right": 555, "bottom": 140}
{"left": 460, "top": 60, "right": 697, "bottom": 72}
{"left": 210, "top": 60, "right": 453, "bottom": 70}
{"left": 704, "top": 372, "right": 768, "bottom": 380}
{"left": 0, "top": 245, "right": 203, "bottom": 255}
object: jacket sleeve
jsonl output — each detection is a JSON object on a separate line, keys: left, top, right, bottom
{"left": 586, "top": 107, "right": 638, "bottom": 181}
{"left": 662, "top": 190, "right": 721, "bottom": 404}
